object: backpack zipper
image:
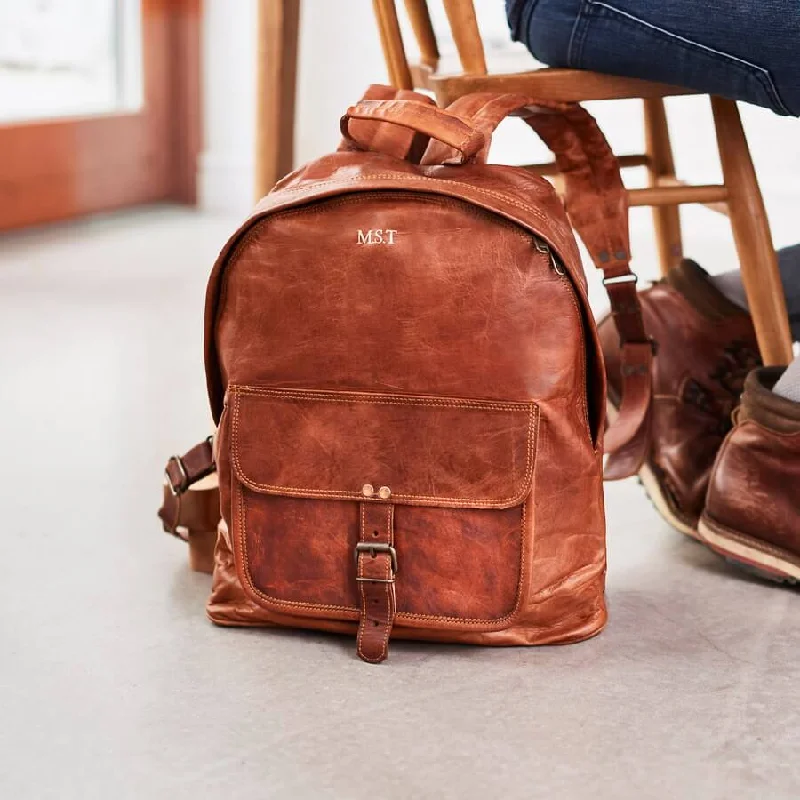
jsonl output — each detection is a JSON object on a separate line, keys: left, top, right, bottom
{"left": 533, "top": 237, "right": 593, "bottom": 443}
{"left": 534, "top": 237, "right": 566, "bottom": 275}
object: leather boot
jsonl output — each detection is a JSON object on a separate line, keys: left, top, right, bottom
{"left": 599, "top": 259, "right": 760, "bottom": 535}
{"left": 698, "top": 367, "right": 800, "bottom": 583}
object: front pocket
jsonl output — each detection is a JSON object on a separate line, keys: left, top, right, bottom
{"left": 226, "top": 385, "right": 539, "bottom": 629}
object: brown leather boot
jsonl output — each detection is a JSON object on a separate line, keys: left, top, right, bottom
{"left": 698, "top": 368, "right": 800, "bottom": 583}
{"left": 599, "top": 260, "right": 761, "bottom": 536}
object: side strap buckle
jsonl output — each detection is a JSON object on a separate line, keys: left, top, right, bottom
{"left": 354, "top": 542, "right": 398, "bottom": 578}
{"left": 165, "top": 456, "right": 189, "bottom": 496}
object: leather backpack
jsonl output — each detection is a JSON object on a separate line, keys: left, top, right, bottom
{"left": 158, "top": 87, "right": 651, "bottom": 663}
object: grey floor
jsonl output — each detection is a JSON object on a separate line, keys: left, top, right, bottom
{"left": 1, "top": 207, "right": 798, "bottom": 800}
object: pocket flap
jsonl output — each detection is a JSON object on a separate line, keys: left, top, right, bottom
{"left": 229, "top": 386, "right": 537, "bottom": 509}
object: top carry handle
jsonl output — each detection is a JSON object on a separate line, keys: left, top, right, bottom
{"left": 341, "top": 99, "right": 486, "bottom": 165}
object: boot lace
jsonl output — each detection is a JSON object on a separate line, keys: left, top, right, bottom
{"left": 682, "top": 341, "right": 761, "bottom": 436}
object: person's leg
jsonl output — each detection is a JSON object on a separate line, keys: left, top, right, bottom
{"left": 709, "top": 245, "right": 800, "bottom": 341}
{"left": 506, "top": 0, "right": 800, "bottom": 115}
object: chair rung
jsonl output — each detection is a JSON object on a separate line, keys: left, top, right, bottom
{"left": 628, "top": 184, "right": 728, "bottom": 207}
{"left": 524, "top": 154, "right": 650, "bottom": 177}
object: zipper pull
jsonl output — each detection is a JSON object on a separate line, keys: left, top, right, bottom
{"left": 534, "top": 238, "right": 566, "bottom": 276}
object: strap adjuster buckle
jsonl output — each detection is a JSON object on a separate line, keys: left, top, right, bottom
{"left": 603, "top": 273, "right": 638, "bottom": 287}
{"left": 355, "top": 542, "right": 398, "bottom": 577}
{"left": 165, "top": 455, "right": 189, "bottom": 496}
{"left": 620, "top": 336, "right": 659, "bottom": 355}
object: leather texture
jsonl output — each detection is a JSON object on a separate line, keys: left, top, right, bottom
{"left": 164, "top": 438, "right": 215, "bottom": 496}
{"left": 599, "top": 260, "right": 760, "bottom": 528}
{"left": 337, "top": 85, "right": 436, "bottom": 163}
{"left": 703, "top": 368, "right": 800, "bottom": 555}
{"left": 159, "top": 458, "right": 219, "bottom": 574}
{"left": 356, "top": 501, "right": 397, "bottom": 663}
{"left": 165, "top": 86, "right": 649, "bottom": 662}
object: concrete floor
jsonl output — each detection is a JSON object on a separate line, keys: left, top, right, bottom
{"left": 1, "top": 206, "right": 798, "bottom": 799}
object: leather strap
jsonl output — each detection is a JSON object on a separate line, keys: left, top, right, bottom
{"left": 158, "top": 476, "right": 220, "bottom": 540}
{"left": 603, "top": 342, "right": 654, "bottom": 479}
{"left": 159, "top": 440, "right": 220, "bottom": 574}
{"left": 424, "top": 93, "right": 653, "bottom": 478}
{"left": 356, "top": 501, "right": 397, "bottom": 664}
{"left": 164, "top": 437, "right": 215, "bottom": 496}
{"left": 337, "top": 84, "right": 436, "bottom": 163}
{"left": 341, "top": 99, "right": 485, "bottom": 166}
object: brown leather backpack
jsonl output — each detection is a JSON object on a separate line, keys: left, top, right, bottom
{"left": 159, "top": 87, "right": 651, "bottom": 663}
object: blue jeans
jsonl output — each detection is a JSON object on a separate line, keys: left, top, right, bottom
{"left": 506, "top": 0, "right": 800, "bottom": 116}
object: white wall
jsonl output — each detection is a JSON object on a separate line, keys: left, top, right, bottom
{"left": 199, "top": 0, "right": 386, "bottom": 214}
{"left": 294, "top": 0, "right": 388, "bottom": 165}
{"left": 199, "top": 0, "right": 258, "bottom": 215}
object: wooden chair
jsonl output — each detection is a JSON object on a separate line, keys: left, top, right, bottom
{"left": 372, "top": 0, "right": 794, "bottom": 365}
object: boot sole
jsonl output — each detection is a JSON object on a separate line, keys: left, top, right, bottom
{"left": 697, "top": 513, "right": 800, "bottom": 585}
{"left": 605, "top": 399, "right": 700, "bottom": 540}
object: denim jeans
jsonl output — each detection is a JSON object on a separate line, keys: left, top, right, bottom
{"left": 506, "top": 0, "right": 800, "bottom": 116}
{"left": 507, "top": 0, "right": 800, "bottom": 339}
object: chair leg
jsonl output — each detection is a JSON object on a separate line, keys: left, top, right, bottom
{"left": 255, "top": 0, "right": 301, "bottom": 197}
{"left": 373, "top": 0, "right": 414, "bottom": 89}
{"left": 643, "top": 97, "right": 683, "bottom": 276}
{"left": 710, "top": 96, "right": 793, "bottom": 366}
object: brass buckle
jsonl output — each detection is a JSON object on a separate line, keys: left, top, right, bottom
{"left": 165, "top": 455, "right": 188, "bottom": 496}
{"left": 354, "top": 542, "right": 398, "bottom": 576}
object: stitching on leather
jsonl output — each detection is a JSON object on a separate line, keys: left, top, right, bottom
{"left": 230, "top": 390, "right": 538, "bottom": 625}
{"left": 559, "top": 276, "right": 593, "bottom": 445}
{"left": 239, "top": 486, "right": 354, "bottom": 613}
{"left": 393, "top": 409, "right": 536, "bottom": 624}
{"left": 352, "top": 106, "right": 476, "bottom": 159}
{"left": 375, "top": 505, "right": 394, "bottom": 661}
{"left": 356, "top": 503, "right": 367, "bottom": 655}
{"left": 535, "top": 108, "right": 619, "bottom": 271}
{"left": 234, "top": 480, "right": 533, "bottom": 626}
{"left": 267, "top": 173, "right": 558, "bottom": 230}
{"left": 355, "top": 503, "right": 394, "bottom": 663}
{"left": 230, "top": 389, "right": 537, "bottom": 507}
{"left": 242, "top": 192, "right": 532, "bottom": 241}
{"left": 235, "top": 386, "right": 531, "bottom": 412}
{"left": 396, "top": 493, "right": 529, "bottom": 625}
{"left": 586, "top": 0, "right": 791, "bottom": 115}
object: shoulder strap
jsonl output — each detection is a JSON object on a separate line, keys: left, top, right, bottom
{"left": 424, "top": 93, "right": 652, "bottom": 479}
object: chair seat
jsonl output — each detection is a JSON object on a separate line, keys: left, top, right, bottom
{"left": 416, "top": 64, "right": 695, "bottom": 105}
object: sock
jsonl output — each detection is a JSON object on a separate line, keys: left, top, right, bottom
{"left": 709, "top": 271, "right": 749, "bottom": 311}
{"left": 773, "top": 355, "right": 800, "bottom": 403}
